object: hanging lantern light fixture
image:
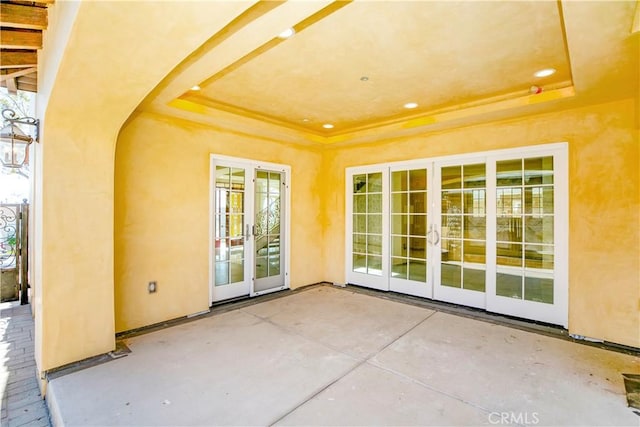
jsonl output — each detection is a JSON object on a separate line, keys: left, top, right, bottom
{"left": 0, "top": 109, "right": 39, "bottom": 169}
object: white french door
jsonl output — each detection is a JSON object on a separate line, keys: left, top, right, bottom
{"left": 346, "top": 143, "right": 568, "bottom": 326}
{"left": 210, "top": 156, "right": 290, "bottom": 303}
{"left": 346, "top": 167, "right": 389, "bottom": 291}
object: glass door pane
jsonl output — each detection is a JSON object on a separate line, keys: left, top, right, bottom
{"left": 496, "top": 157, "right": 555, "bottom": 304}
{"left": 253, "top": 170, "right": 284, "bottom": 293}
{"left": 435, "top": 162, "right": 487, "bottom": 308}
{"left": 214, "top": 166, "right": 247, "bottom": 292}
{"left": 389, "top": 167, "right": 431, "bottom": 298}
{"left": 352, "top": 172, "right": 383, "bottom": 275}
{"left": 347, "top": 168, "right": 388, "bottom": 291}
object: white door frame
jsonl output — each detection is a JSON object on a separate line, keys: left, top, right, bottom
{"left": 209, "top": 154, "right": 291, "bottom": 304}
{"left": 344, "top": 142, "right": 568, "bottom": 327}
{"left": 345, "top": 166, "right": 389, "bottom": 290}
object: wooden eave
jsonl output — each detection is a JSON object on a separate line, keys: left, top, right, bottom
{"left": 0, "top": 0, "right": 53, "bottom": 94}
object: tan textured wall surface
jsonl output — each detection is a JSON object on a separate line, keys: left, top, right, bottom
{"left": 115, "top": 101, "right": 638, "bottom": 346}
{"left": 114, "top": 113, "right": 324, "bottom": 332}
{"left": 321, "top": 98, "right": 639, "bottom": 347}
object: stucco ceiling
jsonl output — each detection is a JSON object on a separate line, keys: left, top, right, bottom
{"left": 142, "top": 0, "right": 639, "bottom": 144}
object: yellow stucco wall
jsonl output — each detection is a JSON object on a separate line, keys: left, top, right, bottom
{"left": 114, "top": 113, "right": 325, "bottom": 332}
{"left": 321, "top": 98, "right": 640, "bottom": 348}
{"left": 34, "top": 0, "right": 264, "bottom": 374}
{"left": 114, "top": 99, "right": 639, "bottom": 348}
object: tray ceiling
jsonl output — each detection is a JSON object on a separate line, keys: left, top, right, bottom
{"left": 140, "top": 0, "right": 638, "bottom": 143}
{"left": 194, "top": 1, "right": 571, "bottom": 133}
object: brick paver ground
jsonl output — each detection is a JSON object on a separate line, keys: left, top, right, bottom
{"left": 1, "top": 301, "right": 51, "bottom": 427}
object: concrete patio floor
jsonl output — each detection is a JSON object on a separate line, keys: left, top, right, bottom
{"left": 47, "top": 285, "right": 639, "bottom": 426}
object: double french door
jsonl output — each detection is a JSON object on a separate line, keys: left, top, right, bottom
{"left": 346, "top": 143, "right": 567, "bottom": 326}
{"left": 210, "top": 156, "right": 290, "bottom": 303}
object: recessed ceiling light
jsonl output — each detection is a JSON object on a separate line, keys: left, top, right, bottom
{"left": 278, "top": 28, "right": 295, "bottom": 39}
{"left": 404, "top": 102, "right": 418, "bottom": 109}
{"left": 360, "top": 76, "right": 369, "bottom": 81}
{"left": 302, "top": 118, "right": 310, "bottom": 123}
{"left": 534, "top": 68, "right": 556, "bottom": 78}
{"left": 190, "top": 85, "right": 201, "bottom": 91}
{"left": 322, "top": 123, "right": 334, "bottom": 129}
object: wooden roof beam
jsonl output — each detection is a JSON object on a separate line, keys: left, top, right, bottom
{"left": 0, "top": 50, "right": 37, "bottom": 68}
{"left": 6, "top": 75, "right": 17, "bottom": 94}
{"left": 0, "top": 3, "right": 48, "bottom": 30}
{"left": 0, "top": 67, "right": 37, "bottom": 82}
{"left": 1, "top": 29, "right": 43, "bottom": 49}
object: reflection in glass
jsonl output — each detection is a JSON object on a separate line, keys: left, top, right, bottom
{"left": 408, "top": 215, "right": 427, "bottom": 236}
{"left": 441, "top": 239, "right": 461, "bottom": 262}
{"left": 391, "top": 171, "right": 407, "bottom": 192}
{"left": 497, "top": 242, "right": 522, "bottom": 266}
{"left": 391, "top": 258, "right": 408, "bottom": 279}
{"left": 368, "top": 173, "right": 382, "bottom": 192}
{"left": 463, "top": 190, "right": 485, "bottom": 215}
{"left": 392, "top": 236, "right": 407, "bottom": 257}
{"left": 368, "top": 214, "right": 382, "bottom": 234}
{"left": 463, "top": 266, "right": 485, "bottom": 292}
{"left": 353, "top": 234, "right": 367, "bottom": 253}
{"left": 409, "top": 193, "right": 425, "bottom": 214}
{"left": 215, "top": 238, "right": 229, "bottom": 261}
{"left": 215, "top": 262, "right": 229, "bottom": 286}
{"left": 497, "top": 188, "right": 522, "bottom": 216}
{"left": 441, "top": 263, "right": 461, "bottom": 288}
{"left": 524, "top": 157, "right": 553, "bottom": 185}
{"left": 409, "top": 169, "right": 427, "bottom": 191}
{"left": 442, "top": 191, "right": 462, "bottom": 212}
{"left": 231, "top": 168, "right": 245, "bottom": 190}
{"left": 354, "top": 174, "right": 367, "bottom": 193}
{"left": 496, "top": 272, "right": 522, "bottom": 299}
{"left": 463, "top": 164, "right": 486, "bottom": 188}
{"left": 442, "top": 166, "right": 461, "bottom": 189}
{"left": 368, "top": 194, "right": 382, "bottom": 213}
{"left": 497, "top": 159, "right": 522, "bottom": 186}
{"left": 368, "top": 255, "right": 382, "bottom": 275}
{"left": 409, "top": 237, "right": 426, "bottom": 259}
{"left": 524, "top": 216, "right": 554, "bottom": 244}
{"left": 524, "top": 276, "right": 553, "bottom": 304}
{"left": 367, "top": 235, "right": 382, "bottom": 255}
{"left": 354, "top": 214, "right": 366, "bottom": 233}
{"left": 353, "top": 254, "right": 366, "bottom": 273}
{"left": 524, "top": 245, "right": 554, "bottom": 269}
{"left": 269, "top": 256, "right": 281, "bottom": 276}
{"left": 392, "top": 193, "right": 408, "bottom": 213}
{"left": 497, "top": 217, "right": 522, "bottom": 242}
{"left": 409, "top": 260, "right": 426, "bottom": 282}
{"left": 392, "top": 214, "right": 407, "bottom": 235}
{"left": 354, "top": 194, "right": 366, "bottom": 213}
{"left": 463, "top": 240, "right": 485, "bottom": 263}
{"left": 230, "top": 259, "right": 243, "bottom": 283}
{"left": 463, "top": 216, "right": 486, "bottom": 240}
{"left": 255, "top": 256, "right": 268, "bottom": 279}
{"left": 525, "top": 187, "right": 554, "bottom": 215}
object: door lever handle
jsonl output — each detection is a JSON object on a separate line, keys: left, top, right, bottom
{"left": 245, "top": 224, "right": 250, "bottom": 242}
{"left": 433, "top": 227, "right": 440, "bottom": 245}
{"left": 426, "top": 224, "right": 433, "bottom": 245}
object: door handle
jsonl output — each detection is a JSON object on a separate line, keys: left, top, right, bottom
{"left": 426, "top": 224, "right": 433, "bottom": 245}
{"left": 245, "top": 224, "right": 250, "bottom": 241}
{"left": 433, "top": 227, "right": 440, "bottom": 245}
